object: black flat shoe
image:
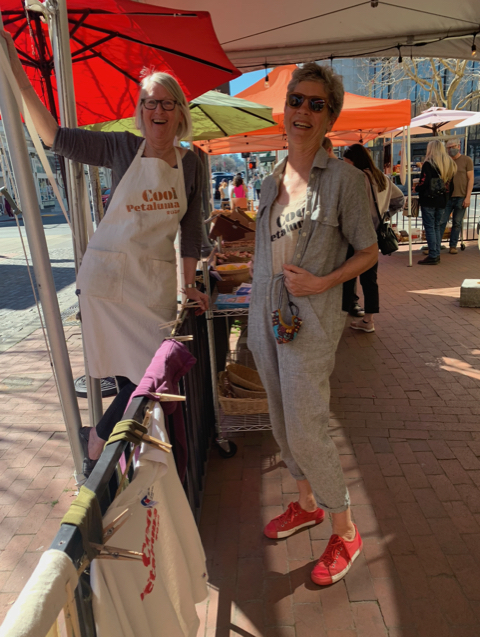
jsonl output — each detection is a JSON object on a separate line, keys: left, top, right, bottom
{"left": 418, "top": 256, "right": 439, "bottom": 265}
{"left": 79, "top": 426, "right": 98, "bottom": 478}
{"left": 348, "top": 303, "right": 365, "bottom": 317}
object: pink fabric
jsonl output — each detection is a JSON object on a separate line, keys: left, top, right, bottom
{"left": 127, "top": 339, "right": 196, "bottom": 482}
{"left": 233, "top": 185, "right": 246, "bottom": 198}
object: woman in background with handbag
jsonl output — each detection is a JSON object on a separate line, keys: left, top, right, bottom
{"left": 416, "top": 139, "right": 456, "bottom": 265}
{"left": 343, "top": 144, "right": 404, "bottom": 333}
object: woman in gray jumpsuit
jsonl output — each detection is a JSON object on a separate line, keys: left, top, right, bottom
{"left": 248, "top": 63, "right": 378, "bottom": 586}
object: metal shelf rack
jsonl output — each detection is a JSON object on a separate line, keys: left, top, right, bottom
{"left": 202, "top": 253, "right": 271, "bottom": 457}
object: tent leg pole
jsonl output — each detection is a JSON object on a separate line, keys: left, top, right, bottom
{"left": 49, "top": 0, "right": 104, "bottom": 437}
{"left": 407, "top": 125, "right": 412, "bottom": 267}
{"left": 207, "top": 153, "right": 215, "bottom": 213}
{"left": 0, "top": 12, "right": 85, "bottom": 480}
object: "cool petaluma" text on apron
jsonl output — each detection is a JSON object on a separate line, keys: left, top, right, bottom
{"left": 126, "top": 187, "right": 180, "bottom": 213}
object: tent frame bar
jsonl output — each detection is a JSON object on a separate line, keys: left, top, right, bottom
{"left": 0, "top": 8, "right": 85, "bottom": 479}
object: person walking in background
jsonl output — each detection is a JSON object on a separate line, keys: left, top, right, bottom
{"left": 342, "top": 144, "right": 404, "bottom": 333}
{"left": 416, "top": 140, "right": 456, "bottom": 265}
{"left": 322, "top": 136, "right": 336, "bottom": 159}
{"left": 253, "top": 173, "right": 262, "bottom": 200}
{"left": 232, "top": 174, "right": 247, "bottom": 198}
{"left": 438, "top": 139, "right": 474, "bottom": 254}
{"left": 218, "top": 179, "right": 229, "bottom": 205}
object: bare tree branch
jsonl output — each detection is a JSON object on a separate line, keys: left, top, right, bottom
{"left": 358, "top": 56, "right": 479, "bottom": 114}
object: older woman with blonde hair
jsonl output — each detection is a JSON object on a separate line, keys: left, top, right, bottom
{"left": 416, "top": 139, "right": 457, "bottom": 264}
{"left": 0, "top": 29, "right": 208, "bottom": 474}
{"left": 248, "top": 63, "right": 378, "bottom": 586}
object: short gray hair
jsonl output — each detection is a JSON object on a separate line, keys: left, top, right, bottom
{"left": 134, "top": 71, "right": 192, "bottom": 140}
{"left": 287, "top": 63, "right": 344, "bottom": 119}
{"left": 446, "top": 138, "right": 460, "bottom": 147}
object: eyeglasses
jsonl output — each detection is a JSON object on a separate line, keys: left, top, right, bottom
{"left": 287, "top": 93, "right": 329, "bottom": 113}
{"left": 141, "top": 98, "right": 178, "bottom": 111}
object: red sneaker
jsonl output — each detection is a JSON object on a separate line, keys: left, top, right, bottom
{"left": 311, "top": 525, "right": 363, "bottom": 585}
{"left": 264, "top": 501, "right": 325, "bottom": 539}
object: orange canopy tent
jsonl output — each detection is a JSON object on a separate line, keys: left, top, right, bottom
{"left": 194, "top": 65, "right": 411, "bottom": 154}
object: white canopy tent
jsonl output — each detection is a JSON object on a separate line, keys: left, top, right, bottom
{"left": 138, "top": 1, "right": 480, "bottom": 70}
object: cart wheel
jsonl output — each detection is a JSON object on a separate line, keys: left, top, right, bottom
{"left": 461, "top": 243, "right": 466, "bottom": 251}
{"left": 216, "top": 440, "right": 238, "bottom": 458}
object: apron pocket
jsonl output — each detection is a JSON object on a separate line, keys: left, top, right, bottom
{"left": 77, "top": 249, "right": 126, "bottom": 302}
{"left": 147, "top": 259, "right": 177, "bottom": 309}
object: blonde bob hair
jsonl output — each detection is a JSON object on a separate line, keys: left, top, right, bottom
{"left": 134, "top": 71, "right": 192, "bottom": 140}
{"left": 425, "top": 139, "right": 457, "bottom": 183}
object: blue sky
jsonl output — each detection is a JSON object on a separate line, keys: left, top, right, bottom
{"left": 230, "top": 69, "right": 270, "bottom": 96}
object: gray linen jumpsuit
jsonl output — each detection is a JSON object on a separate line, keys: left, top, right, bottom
{"left": 248, "top": 148, "right": 377, "bottom": 513}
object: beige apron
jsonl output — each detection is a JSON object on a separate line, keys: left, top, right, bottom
{"left": 77, "top": 142, "right": 187, "bottom": 384}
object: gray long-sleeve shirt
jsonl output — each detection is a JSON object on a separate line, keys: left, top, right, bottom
{"left": 52, "top": 128, "right": 204, "bottom": 259}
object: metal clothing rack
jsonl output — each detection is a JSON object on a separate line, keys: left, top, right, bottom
{"left": 202, "top": 250, "right": 271, "bottom": 459}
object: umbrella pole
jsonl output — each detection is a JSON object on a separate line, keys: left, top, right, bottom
{"left": 0, "top": 11, "right": 85, "bottom": 480}
{"left": 407, "top": 125, "right": 412, "bottom": 267}
{"left": 47, "top": 1, "right": 104, "bottom": 430}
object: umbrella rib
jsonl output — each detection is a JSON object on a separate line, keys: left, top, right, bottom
{"left": 15, "top": 46, "right": 41, "bottom": 67}
{"left": 69, "top": 12, "right": 90, "bottom": 39}
{"left": 67, "top": 11, "right": 199, "bottom": 17}
{"left": 233, "top": 107, "right": 276, "bottom": 124}
{"left": 70, "top": 34, "right": 139, "bottom": 84}
{"left": 71, "top": 34, "right": 116, "bottom": 58}
{"left": 71, "top": 54, "right": 98, "bottom": 63}
{"left": 2, "top": 14, "right": 25, "bottom": 28}
{"left": 68, "top": 20, "right": 237, "bottom": 75}
{"left": 197, "top": 108, "right": 228, "bottom": 136}
{"left": 11, "top": 22, "right": 28, "bottom": 42}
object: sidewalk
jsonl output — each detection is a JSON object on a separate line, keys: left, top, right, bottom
{"left": 197, "top": 244, "right": 480, "bottom": 637}
{"left": 0, "top": 243, "right": 479, "bottom": 635}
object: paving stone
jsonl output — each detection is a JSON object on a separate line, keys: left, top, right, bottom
{"left": 293, "top": 602, "right": 328, "bottom": 637}
{"left": 264, "top": 576, "right": 294, "bottom": 626}
{"left": 351, "top": 599, "right": 389, "bottom": 635}
{"left": 320, "top": 581, "right": 354, "bottom": 631}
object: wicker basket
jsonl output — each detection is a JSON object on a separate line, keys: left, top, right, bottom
{"left": 226, "top": 363, "right": 264, "bottom": 391}
{"left": 218, "top": 372, "right": 269, "bottom": 415}
{"left": 231, "top": 382, "right": 267, "bottom": 399}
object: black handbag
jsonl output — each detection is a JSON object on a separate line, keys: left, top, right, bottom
{"left": 369, "top": 180, "right": 399, "bottom": 256}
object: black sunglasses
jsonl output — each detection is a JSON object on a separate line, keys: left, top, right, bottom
{"left": 287, "top": 93, "right": 329, "bottom": 113}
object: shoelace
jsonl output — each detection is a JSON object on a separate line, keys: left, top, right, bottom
{"left": 273, "top": 502, "right": 301, "bottom": 527}
{"left": 321, "top": 535, "right": 349, "bottom": 567}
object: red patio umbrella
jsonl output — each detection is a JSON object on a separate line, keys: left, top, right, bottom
{"left": 1, "top": 0, "right": 240, "bottom": 125}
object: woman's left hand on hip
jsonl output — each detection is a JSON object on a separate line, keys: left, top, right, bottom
{"left": 183, "top": 286, "right": 209, "bottom": 314}
{"left": 283, "top": 264, "right": 324, "bottom": 297}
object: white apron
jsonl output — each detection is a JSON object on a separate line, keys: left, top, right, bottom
{"left": 77, "top": 142, "right": 187, "bottom": 384}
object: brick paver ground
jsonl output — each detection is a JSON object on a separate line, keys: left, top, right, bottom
{"left": 0, "top": 242, "right": 480, "bottom": 635}
{"left": 0, "top": 324, "right": 87, "bottom": 622}
{"left": 196, "top": 243, "right": 480, "bottom": 637}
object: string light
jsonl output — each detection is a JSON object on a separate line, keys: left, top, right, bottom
{"left": 264, "top": 63, "right": 270, "bottom": 88}
{"left": 472, "top": 34, "right": 477, "bottom": 57}
{"left": 370, "top": 1, "right": 379, "bottom": 7}
{"left": 397, "top": 46, "right": 403, "bottom": 64}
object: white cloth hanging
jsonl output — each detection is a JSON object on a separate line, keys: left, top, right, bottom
{"left": 0, "top": 550, "right": 78, "bottom": 637}
{"left": 90, "top": 405, "right": 208, "bottom": 637}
